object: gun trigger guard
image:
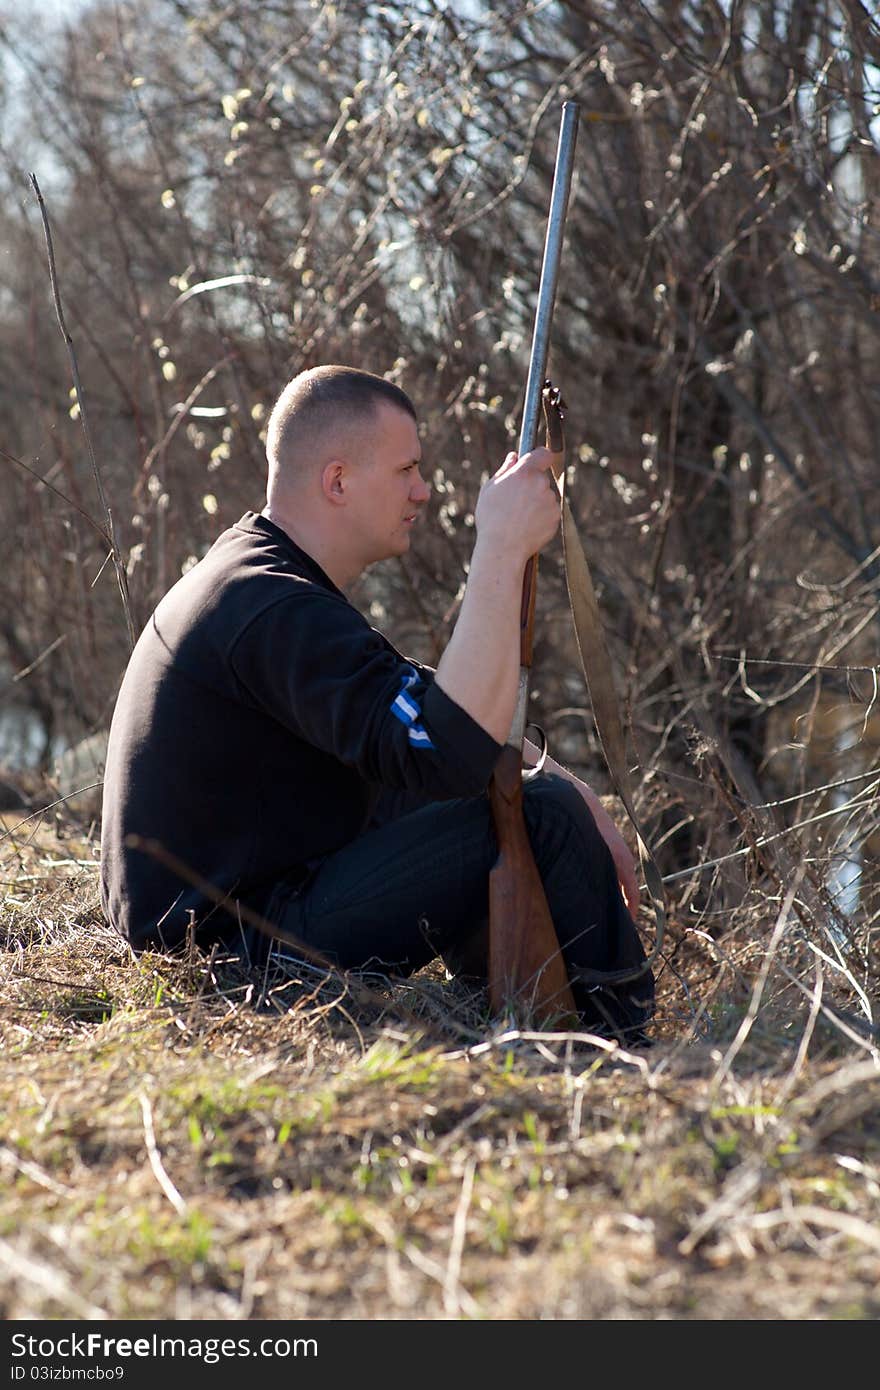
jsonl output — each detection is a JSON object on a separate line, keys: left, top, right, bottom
{"left": 522, "top": 723, "right": 548, "bottom": 782}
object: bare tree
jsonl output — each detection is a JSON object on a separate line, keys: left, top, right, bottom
{"left": 0, "top": 0, "right": 877, "bottom": 1005}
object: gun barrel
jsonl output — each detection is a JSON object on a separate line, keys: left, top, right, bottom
{"left": 518, "top": 101, "right": 580, "bottom": 458}
{"left": 507, "top": 102, "right": 580, "bottom": 746}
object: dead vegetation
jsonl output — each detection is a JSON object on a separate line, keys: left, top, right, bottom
{"left": 0, "top": 3, "right": 878, "bottom": 1319}
{"left": 1, "top": 812, "right": 877, "bottom": 1322}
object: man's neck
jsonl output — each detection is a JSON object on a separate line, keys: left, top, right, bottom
{"left": 260, "top": 504, "right": 361, "bottom": 590}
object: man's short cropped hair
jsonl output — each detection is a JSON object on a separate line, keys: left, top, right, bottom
{"left": 266, "top": 365, "right": 417, "bottom": 476}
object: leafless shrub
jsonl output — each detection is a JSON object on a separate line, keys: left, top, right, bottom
{"left": 0, "top": 0, "right": 876, "bottom": 1035}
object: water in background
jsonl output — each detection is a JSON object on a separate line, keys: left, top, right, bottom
{"left": 0, "top": 705, "right": 68, "bottom": 776}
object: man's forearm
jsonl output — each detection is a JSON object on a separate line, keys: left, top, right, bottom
{"left": 433, "top": 543, "right": 524, "bottom": 745}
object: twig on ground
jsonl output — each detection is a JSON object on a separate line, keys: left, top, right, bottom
{"left": 747, "top": 1204, "right": 880, "bottom": 1255}
{"left": 446, "top": 1028, "right": 651, "bottom": 1075}
{"left": 678, "top": 1161, "right": 763, "bottom": 1256}
{"left": 0, "top": 1235, "right": 109, "bottom": 1319}
{"left": 776, "top": 963, "right": 880, "bottom": 1056}
{"left": 138, "top": 1090, "right": 187, "bottom": 1215}
{"left": 0, "top": 1143, "right": 73, "bottom": 1196}
{"left": 443, "top": 1157, "right": 476, "bottom": 1318}
{"left": 713, "top": 872, "right": 801, "bottom": 1086}
{"left": 401, "top": 1237, "right": 483, "bottom": 1319}
{"left": 778, "top": 957, "right": 824, "bottom": 1102}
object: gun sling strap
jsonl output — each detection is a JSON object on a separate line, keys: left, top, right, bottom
{"left": 549, "top": 447, "right": 667, "bottom": 985}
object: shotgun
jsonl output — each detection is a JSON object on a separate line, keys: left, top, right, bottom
{"left": 487, "top": 102, "right": 580, "bottom": 1025}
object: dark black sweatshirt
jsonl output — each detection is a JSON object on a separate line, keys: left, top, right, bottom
{"left": 100, "top": 512, "right": 503, "bottom": 950}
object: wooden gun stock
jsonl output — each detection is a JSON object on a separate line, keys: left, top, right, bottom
{"left": 488, "top": 744, "right": 578, "bottom": 1024}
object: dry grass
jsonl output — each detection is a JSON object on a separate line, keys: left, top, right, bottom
{"left": 1, "top": 809, "right": 878, "bottom": 1322}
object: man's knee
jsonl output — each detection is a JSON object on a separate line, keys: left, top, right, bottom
{"left": 521, "top": 773, "right": 602, "bottom": 857}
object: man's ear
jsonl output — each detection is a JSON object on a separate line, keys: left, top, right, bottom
{"left": 320, "top": 460, "right": 347, "bottom": 505}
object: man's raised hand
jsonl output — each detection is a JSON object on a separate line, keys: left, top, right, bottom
{"left": 474, "top": 442, "right": 561, "bottom": 566}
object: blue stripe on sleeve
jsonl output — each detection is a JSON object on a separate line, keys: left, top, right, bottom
{"left": 406, "top": 725, "right": 435, "bottom": 748}
{"left": 389, "top": 665, "right": 436, "bottom": 750}
{"left": 392, "top": 690, "right": 421, "bottom": 723}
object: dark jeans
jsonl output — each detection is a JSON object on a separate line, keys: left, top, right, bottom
{"left": 259, "top": 774, "right": 654, "bottom": 1040}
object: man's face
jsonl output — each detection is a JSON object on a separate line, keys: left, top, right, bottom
{"left": 347, "top": 401, "right": 431, "bottom": 567}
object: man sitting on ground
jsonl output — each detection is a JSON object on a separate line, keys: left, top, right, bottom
{"left": 100, "top": 365, "right": 654, "bottom": 1037}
